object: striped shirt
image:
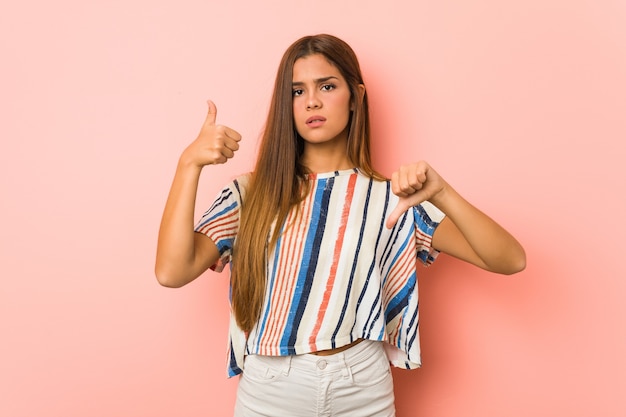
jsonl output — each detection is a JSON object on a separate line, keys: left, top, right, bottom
{"left": 194, "top": 168, "right": 445, "bottom": 377}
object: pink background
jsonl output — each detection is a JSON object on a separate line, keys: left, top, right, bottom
{"left": 2, "top": 0, "right": 625, "bottom": 416}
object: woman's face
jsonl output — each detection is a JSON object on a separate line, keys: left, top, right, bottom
{"left": 292, "top": 54, "right": 352, "bottom": 148}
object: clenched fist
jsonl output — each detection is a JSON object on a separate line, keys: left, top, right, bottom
{"left": 386, "top": 161, "right": 448, "bottom": 229}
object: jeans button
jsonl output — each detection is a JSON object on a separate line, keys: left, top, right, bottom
{"left": 317, "top": 359, "right": 327, "bottom": 370}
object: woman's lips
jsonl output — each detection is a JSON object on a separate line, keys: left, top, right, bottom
{"left": 306, "top": 116, "right": 326, "bottom": 127}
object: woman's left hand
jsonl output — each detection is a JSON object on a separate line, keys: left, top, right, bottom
{"left": 386, "top": 161, "right": 447, "bottom": 229}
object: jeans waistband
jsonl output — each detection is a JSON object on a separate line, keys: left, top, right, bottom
{"left": 269, "top": 339, "right": 384, "bottom": 376}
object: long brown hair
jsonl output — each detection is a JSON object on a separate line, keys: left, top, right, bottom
{"left": 231, "top": 34, "right": 384, "bottom": 332}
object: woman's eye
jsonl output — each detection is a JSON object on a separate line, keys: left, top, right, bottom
{"left": 292, "top": 89, "right": 303, "bottom": 97}
{"left": 321, "top": 84, "right": 335, "bottom": 92}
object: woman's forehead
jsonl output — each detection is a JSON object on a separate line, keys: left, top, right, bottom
{"left": 292, "top": 54, "right": 343, "bottom": 82}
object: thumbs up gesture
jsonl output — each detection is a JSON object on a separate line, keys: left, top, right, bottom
{"left": 385, "top": 161, "right": 447, "bottom": 229}
{"left": 181, "top": 100, "right": 242, "bottom": 167}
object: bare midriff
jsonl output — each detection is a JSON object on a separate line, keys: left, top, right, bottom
{"left": 310, "top": 338, "right": 364, "bottom": 356}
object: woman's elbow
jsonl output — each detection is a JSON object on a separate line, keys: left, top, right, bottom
{"left": 154, "top": 264, "right": 187, "bottom": 288}
{"left": 501, "top": 260, "right": 526, "bottom": 275}
{"left": 513, "top": 253, "right": 527, "bottom": 274}
{"left": 497, "top": 249, "right": 527, "bottom": 275}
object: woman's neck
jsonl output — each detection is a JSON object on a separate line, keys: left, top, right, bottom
{"left": 301, "top": 140, "right": 353, "bottom": 173}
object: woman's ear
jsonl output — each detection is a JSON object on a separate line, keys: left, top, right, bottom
{"left": 351, "top": 84, "right": 366, "bottom": 111}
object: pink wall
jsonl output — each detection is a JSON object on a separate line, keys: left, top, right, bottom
{"left": 2, "top": 0, "right": 625, "bottom": 416}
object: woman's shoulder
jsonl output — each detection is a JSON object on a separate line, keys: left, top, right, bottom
{"left": 355, "top": 168, "right": 389, "bottom": 183}
{"left": 233, "top": 172, "right": 252, "bottom": 188}
{"left": 213, "top": 172, "right": 251, "bottom": 203}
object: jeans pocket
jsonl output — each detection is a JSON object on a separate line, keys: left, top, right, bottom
{"left": 241, "top": 354, "right": 286, "bottom": 385}
{"left": 349, "top": 350, "right": 392, "bottom": 388}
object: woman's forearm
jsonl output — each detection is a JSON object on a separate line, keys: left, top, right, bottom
{"left": 431, "top": 185, "right": 526, "bottom": 274}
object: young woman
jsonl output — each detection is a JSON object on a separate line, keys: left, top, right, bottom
{"left": 156, "top": 34, "right": 525, "bottom": 417}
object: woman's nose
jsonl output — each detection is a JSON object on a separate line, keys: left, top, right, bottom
{"left": 306, "top": 95, "right": 322, "bottom": 109}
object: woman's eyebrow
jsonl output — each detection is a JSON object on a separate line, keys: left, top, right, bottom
{"left": 292, "top": 76, "right": 339, "bottom": 87}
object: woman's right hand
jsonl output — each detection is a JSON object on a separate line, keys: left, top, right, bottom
{"left": 180, "top": 100, "right": 242, "bottom": 167}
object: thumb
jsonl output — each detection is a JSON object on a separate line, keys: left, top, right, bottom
{"left": 204, "top": 100, "right": 217, "bottom": 126}
{"left": 385, "top": 200, "right": 410, "bottom": 229}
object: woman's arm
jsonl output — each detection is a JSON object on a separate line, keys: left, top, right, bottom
{"left": 155, "top": 101, "right": 242, "bottom": 287}
{"left": 386, "top": 162, "right": 526, "bottom": 275}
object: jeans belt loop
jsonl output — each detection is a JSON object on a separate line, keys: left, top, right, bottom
{"left": 282, "top": 355, "right": 292, "bottom": 377}
{"left": 340, "top": 352, "right": 353, "bottom": 380}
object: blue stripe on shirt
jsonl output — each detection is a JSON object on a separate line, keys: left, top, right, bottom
{"left": 281, "top": 177, "right": 332, "bottom": 353}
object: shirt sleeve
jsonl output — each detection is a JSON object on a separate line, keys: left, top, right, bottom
{"left": 413, "top": 201, "right": 445, "bottom": 266}
{"left": 194, "top": 179, "right": 243, "bottom": 273}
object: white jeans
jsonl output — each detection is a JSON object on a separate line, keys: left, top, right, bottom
{"left": 233, "top": 339, "right": 396, "bottom": 417}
